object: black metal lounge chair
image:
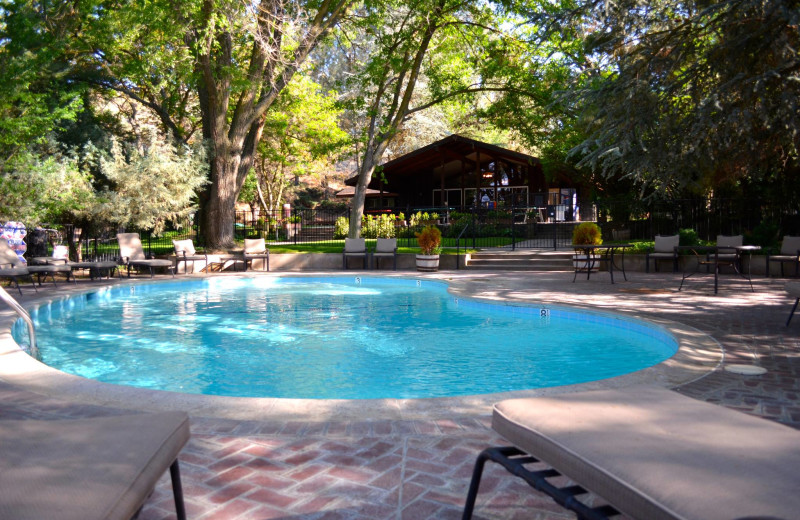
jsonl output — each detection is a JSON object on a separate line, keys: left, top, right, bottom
{"left": 0, "top": 266, "right": 36, "bottom": 295}
{"left": 117, "top": 233, "right": 175, "bottom": 278}
{"left": 0, "top": 411, "right": 190, "bottom": 520}
{"left": 463, "top": 386, "right": 800, "bottom": 520}
{"left": 0, "top": 239, "right": 73, "bottom": 288}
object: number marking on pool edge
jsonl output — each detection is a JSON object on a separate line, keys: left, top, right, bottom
{"left": 540, "top": 309, "right": 551, "bottom": 317}
{"left": 355, "top": 277, "right": 361, "bottom": 285}
{"left": 416, "top": 279, "right": 421, "bottom": 287}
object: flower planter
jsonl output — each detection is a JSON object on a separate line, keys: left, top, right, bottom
{"left": 572, "top": 254, "right": 599, "bottom": 271}
{"left": 416, "top": 254, "right": 440, "bottom": 272}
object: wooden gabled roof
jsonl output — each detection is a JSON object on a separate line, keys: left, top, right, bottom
{"left": 346, "top": 134, "right": 540, "bottom": 186}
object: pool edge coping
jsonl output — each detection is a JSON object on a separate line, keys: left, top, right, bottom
{"left": 0, "top": 272, "right": 723, "bottom": 421}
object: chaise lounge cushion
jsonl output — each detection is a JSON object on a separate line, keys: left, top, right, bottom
{"left": 0, "top": 411, "right": 190, "bottom": 520}
{"left": 493, "top": 386, "right": 800, "bottom": 520}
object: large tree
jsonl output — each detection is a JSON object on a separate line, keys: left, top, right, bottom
{"left": 338, "top": 0, "right": 530, "bottom": 237}
{"left": 555, "top": 0, "right": 800, "bottom": 196}
{"left": 3, "top": 0, "right": 352, "bottom": 249}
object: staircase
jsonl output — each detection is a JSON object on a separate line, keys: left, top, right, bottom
{"left": 465, "top": 250, "right": 574, "bottom": 271}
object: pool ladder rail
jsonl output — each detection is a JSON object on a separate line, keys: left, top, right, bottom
{"left": 0, "top": 285, "right": 38, "bottom": 359}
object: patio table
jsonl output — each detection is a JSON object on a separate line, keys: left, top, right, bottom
{"left": 571, "top": 243, "right": 633, "bottom": 284}
{"left": 678, "top": 245, "right": 760, "bottom": 294}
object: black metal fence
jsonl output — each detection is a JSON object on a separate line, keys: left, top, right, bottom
{"left": 21, "top": 197, "right": 800, "bottom": 260}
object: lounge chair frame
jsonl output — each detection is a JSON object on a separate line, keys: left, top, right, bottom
{"left": 463, "top": 386, "right": 800, "bottom": 520}
{"left": 766, "top": 235, "right": 800, "bottom": 277}
{"left": 0, "top": 265, "right": 36, "bottom": 295}
{"left": 786, "top": 282, "right": 800, "bottom": 326}
{"left": 371, "top": 238, "right": 397, "bottom": 270}
{"left": 243, "top": 238, "right": 270, "bottom": 272}
{"left": 645, "top": 234, "right": 679, "bottom": 273}
{"left": 342, "top": 238, "right": 368, "bottom": 269}
{"left": 463, "top": 446, "right": 620, "bottom": 520}
{"left": 118, "top": 233, "right": 175, "bottom": 278}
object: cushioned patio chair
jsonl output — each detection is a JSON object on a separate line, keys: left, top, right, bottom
{"left": 31, "top": 245, "right": 120, "bottom": 281}
{"left": 173, "top": 239, "right": 208, "bottom": 274}
{"left": 342, "top": 238, "right": 368, "bottom": 269}
{"left": 117, "top": 233, "right": 175, "bottom": 278}
{"left": 713, "top": 234, "right": 743, "bottom": 268}
{"left": 463, "top": 386, "right": 800, "bottom": 520}
{"left": 0, "top": 411, "right": 190, "bottom": 520}
{"left": 0, "top": 266, "right": 36, "bottom": 295}
{"left": 767, "top": 235, "right": 800, "bottom": 277}
{"left": 0, "top": 239, "right": 74, "bottom": 287}
{"left": 371, "top": 238, "right": 397, "bottom": 270}
{"left": 645, "top": 234, "right": 679, "bottom": 273}
{"left": 243, "top": 238, "right": 270, "bottom": 271}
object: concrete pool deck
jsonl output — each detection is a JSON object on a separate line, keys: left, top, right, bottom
{"left": 1, "top": 269, "right": 799, "bottom": 519}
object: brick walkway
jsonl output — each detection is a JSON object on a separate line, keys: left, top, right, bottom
{"left": 2, "top": 269, "right": 799, "bottom": 519}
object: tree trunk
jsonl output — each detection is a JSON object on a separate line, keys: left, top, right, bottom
{"left": 349, "top": 145, "right": 386, "bottom": 238}
{"left": 203, "top": 151, "right": 240, "bottom": 250}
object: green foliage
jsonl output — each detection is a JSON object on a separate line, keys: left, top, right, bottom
{"left": 415, "top": 225, "right": 442, "bottom": 255}
{"left": 94, "top": 136, "right": 208, "bottom": 233}
{"left": 562, "top": 0, "right": 800, "bottom": 195}
{"left": 360, "top": 214, "right": 397, "bottom": 239}
{"left": 0, "top": 148, "right": 96, "bottom": 224}
{"left": 238, "top": 171, "right": 260, "bottom": 206}
{"left": 334, "top": 216, "right": 349, "bottom": 239}
{"left": 679, "top": 229, "right": 701, "bottom": 247}
{"left": 572, "top": 223, "right": 602, "bottom": 245}
{"left": 745, "top": 221, "right": 780, "bottom": 251}
{"left": 318, "top": 199, "right": 348, "bottom": 212}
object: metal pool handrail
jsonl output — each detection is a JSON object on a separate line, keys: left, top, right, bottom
{"left": 0, "top": 285, "right": 37, "bottom": 359}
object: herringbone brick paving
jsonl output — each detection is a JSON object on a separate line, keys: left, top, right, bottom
{"left": 2, "top": 270, "right": 799, "bottom": 519}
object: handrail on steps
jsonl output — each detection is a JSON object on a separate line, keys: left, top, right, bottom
{"left": 0, "top": 285, "right": 38, "bottom": 359}
{"left": 455, "top": 222, "right": 471, "bottom": 270}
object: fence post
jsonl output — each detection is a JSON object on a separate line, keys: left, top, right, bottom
{"left": 511, "top": 208, "right": 516, "bottom": 251}
{"left": 553, "top": 222, "right": 557, "bottom": 250}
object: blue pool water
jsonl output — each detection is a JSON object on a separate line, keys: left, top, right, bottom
{"left": 15, "top": 277, "right": 677, "bottom": 399}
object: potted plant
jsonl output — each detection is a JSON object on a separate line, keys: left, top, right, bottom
{"left": 415, "top": 225, "right": 442, "bottom": 271}
{"left": 572, "top": 222, "right": 603, "bottom": 271}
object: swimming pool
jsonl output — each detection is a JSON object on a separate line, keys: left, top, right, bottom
{"left": 16, "top": 276, "right": 678, "bottom": 399}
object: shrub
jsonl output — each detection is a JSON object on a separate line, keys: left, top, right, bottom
{"left": 333, "top": 216, "right": 349, "bottom": 238}
{"left": 572, "top": 222, "right": 603, "bottom": 245}
{"left": 745, "top": 221, "right": 779, "bottom": 251}
{"left": 361, "top": 214, "right": 396, "bottom": 238}
{"left": 415, "top": 226, "right": 442, "bottom": 255}
{"left": 679, "top": 228, "right": 700, "bottom": 246}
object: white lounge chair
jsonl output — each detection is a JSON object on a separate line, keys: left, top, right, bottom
{"left": 767, "top": 235, "right": 800, "bottom": 277}
{"left": 0, "top": 411, "right": 190, "bottom": 520}
{"left": 172, "top": 239, "right": 208, "bottom": 274}
{"left": 464, "top": 386, "right": 800, "bottom": 520}
{"left": 342, "top": 238, "right": 368, "bottom": 269}
{"left": 243, "top": 238, "right": 270, "bottom": 271}
{"left": 117, "top": 233, "right": 174, "bottom": 278}
{"left": 645, "top": 234, "right": 679, "bottom": 272}
{"left": 371, "top": 238, "right": 397, "bottom": 270}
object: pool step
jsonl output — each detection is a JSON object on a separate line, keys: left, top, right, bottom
{"left": 466, "top": 251, "right": 574, "bottom": 271}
